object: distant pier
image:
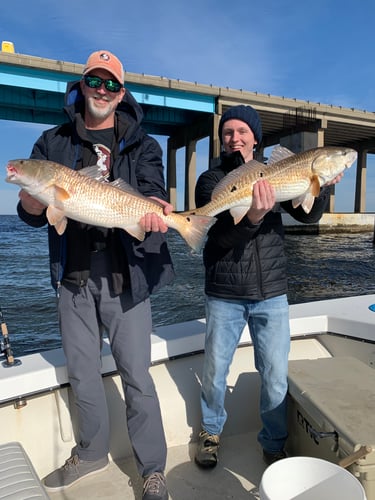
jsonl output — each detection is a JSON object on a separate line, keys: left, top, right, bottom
{"left": 283, "top": 213, "right": 375, "bottom": 234}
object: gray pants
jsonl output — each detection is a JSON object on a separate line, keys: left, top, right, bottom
{"left": 57, "top": 250, "right": 167, "bottom": 476}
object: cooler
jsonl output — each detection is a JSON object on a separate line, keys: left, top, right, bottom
{"left": 287, "top": 356, "right": 375, "bottom": 500}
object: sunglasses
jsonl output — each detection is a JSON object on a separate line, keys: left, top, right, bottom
{"left": 83, "top": 75, "right": 123, "bottom": 93}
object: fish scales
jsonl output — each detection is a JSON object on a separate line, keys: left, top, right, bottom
{"left": 188, "top": 146, "right": 357, "bottom": 222}
{"left": 207, "top": 160, "right": 313, "bottom": 214}
{"left": 55, "top": 171, "right": 157, "bottom": 226}
{"left": 29, "top": 165, "right": 156, "bottom": 227}
{"left": 5, "top": 159, "right": 217, "bottom": 252}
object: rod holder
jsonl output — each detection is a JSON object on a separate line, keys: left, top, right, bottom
{"left": 0, "top": 308, "right": 22, "bottom": 368}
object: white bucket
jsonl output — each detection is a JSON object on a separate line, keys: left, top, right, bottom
{"left": 259, "top": 456, "right": 367, "bottom": 500}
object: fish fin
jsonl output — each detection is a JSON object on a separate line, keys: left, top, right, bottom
{"left": 291, "top": 175, "right": 321, "bottom": 213}
{"left": 229, "top": 206, "right": 250, "bottom": 225}
{"left": 80, "top": 166, "right": 154, "bottom": 203}
{"left": 110, "top": 178, "right": 135, "bottom": 191}
{"left": 291, "top": 193, "right": 315, "bottom": 214}
{"left": 46, "top": 206, "right": 68, "bottom": 234}
{"left": 123, "top": 224, "right": 146, "bottom": 241}
{"left": 79, "top": 165, "right": 109, "bottom": 182}
{"left": 301, "top": 193, "right": 315, "bottom": 214}
{"left": 177, "top": 214, "right": 217, "bottom": 252}
{"left": 109, "top": 178, "right": 150, "bottom": 199}
{"left": 55, "top": 186, "right": 71, "bottom": 201}
{"left": 79, "top": 165, "right": 136, "bottom": 188}
{"left": 211, "top": 160, "right": 263, "bottom": 199}
{"left": 111, "top": 180, "right": 164, "bottom": 209}
{"left": 268, "top": 146, "right": 295, "bottom": 164}
{"left": 291, "top": 198, "right": 301, "bottom": 209}
{"left": 54, "top": 219, "right": 68, "bottom": 235}
{"left": 310, "top": 175, "right": 321, "bottom": 197}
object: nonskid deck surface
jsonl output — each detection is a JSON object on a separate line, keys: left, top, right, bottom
{"left": 48, "top": 431, "right": 265, "bottom": 500}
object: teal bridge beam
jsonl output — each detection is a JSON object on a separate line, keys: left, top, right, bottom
{"left": 0, "top": 56, "right": 215, "bottom": 137}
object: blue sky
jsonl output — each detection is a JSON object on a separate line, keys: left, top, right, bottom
{"left": 1, "top": 0, "right": 375, "bottom": 214}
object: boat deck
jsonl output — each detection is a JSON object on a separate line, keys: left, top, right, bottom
{"left": 48, "top": 431, "right": 265, "bottom": 500}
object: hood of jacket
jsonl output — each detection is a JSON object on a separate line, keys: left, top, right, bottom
{"left": 63, "top": 79, "right": 144, "bottom": 131}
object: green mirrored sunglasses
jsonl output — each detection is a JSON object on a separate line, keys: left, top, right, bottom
{"left": 83, "top": 75, "right": 123, "bottom": 93}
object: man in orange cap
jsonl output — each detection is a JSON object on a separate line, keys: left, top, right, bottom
{"left": 18, "top": 50, "right": 171, "bottom": 500}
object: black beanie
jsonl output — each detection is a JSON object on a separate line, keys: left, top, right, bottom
{"left": 218, "top": 105, "right": 262, "bottom": 145}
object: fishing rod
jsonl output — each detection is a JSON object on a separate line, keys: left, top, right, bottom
{"left": 0, "top": 306, "right": 21, "bottom": 367}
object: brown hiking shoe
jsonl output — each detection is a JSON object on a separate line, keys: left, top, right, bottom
{"left": 195, "top": 430, "right": 220, "bottom": 469}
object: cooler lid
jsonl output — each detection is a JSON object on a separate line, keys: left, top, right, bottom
{"left": 288, "top": 356, "right": 375, "bottom": 460}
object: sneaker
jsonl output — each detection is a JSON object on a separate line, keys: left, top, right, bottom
{"left": 195, "top": 429, "right": 220, "bottom": 469}
{"left": 263, "top": 449, "right": 287, "bottom": 466}
{"left": 43, "top": 454, "right": 109, "bottom": 492}
{"left": 142, "top": 472, "right": 168, "bottom": 500}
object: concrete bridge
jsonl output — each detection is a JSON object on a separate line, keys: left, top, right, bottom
{"left": 1, "top": 51, "right": 375, "bottom": 212}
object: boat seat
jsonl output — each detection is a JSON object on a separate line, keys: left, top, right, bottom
{"left": 0, "top": 442, "right": 49, "bottom": 499}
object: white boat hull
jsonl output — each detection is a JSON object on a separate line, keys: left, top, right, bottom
{"left": 1, "top": 294, "right": 375, "bottom": 498}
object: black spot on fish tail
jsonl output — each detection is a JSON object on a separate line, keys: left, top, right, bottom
{"left": 230, "top": 185, "right": 237, "bottom": 193}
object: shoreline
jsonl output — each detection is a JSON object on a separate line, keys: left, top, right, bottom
{"left": 283, "top": 213, "right": 375, "bottom": 234}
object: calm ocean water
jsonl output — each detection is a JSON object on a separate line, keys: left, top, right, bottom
{"left": 1, "top": 214, "right": 375, "bottom": 357}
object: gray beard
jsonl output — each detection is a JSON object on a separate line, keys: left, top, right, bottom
{"left": 86, "top": 97, "right": 116, "bottom": 121}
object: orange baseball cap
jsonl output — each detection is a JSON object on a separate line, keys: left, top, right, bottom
{"left": 83, "top": 50, "right": 124, "bottom": 84}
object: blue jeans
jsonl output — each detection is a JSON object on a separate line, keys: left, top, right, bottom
{"left": 200, "top": 294, "right": 290, "bottom": 453}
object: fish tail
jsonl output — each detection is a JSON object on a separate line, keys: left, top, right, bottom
{"left": 178, "top": 214, "right": 217, "bottom": 252}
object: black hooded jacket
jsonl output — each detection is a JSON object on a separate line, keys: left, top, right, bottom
{"left": 195, "top": 151, "right": 330, "bottom": 301}
{"left": 17, "top": 80, "right": 175, "bottom": 302}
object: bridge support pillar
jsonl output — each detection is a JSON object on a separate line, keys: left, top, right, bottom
{"left": 166, "top": 140, "right": 177, "bottom": 208}
{"left": 185, "top": 139, "right": 197, "bottom": 210}
{"left": 166, "top": 115, "right": 214, "bottom": 210}
{"left": 280, "top": 131, "right": 321, "bottom": 152}
{"left": 354, "top": 149, "right": 368, "bottom": 213}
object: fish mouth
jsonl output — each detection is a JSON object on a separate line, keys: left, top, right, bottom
{"left": 345, "top": 150, "right": 357, "bottom": 167}
{"left": 5, "top": 164, "right": 18, "bottom": 181}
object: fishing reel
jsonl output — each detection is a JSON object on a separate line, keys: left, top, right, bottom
{"left": 0, "top": 308, "right": 21, "bottom": 368}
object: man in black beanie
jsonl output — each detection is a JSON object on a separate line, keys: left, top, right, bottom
{"left": 194, "top": 104, "right": 343, "bottom": 469}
